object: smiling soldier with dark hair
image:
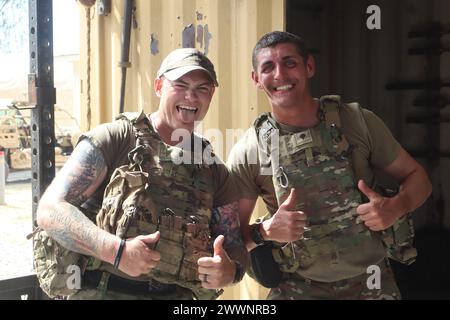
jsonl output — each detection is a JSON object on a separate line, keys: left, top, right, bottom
{"left": 227, "top": 31, "right": 432, "bottom": 300}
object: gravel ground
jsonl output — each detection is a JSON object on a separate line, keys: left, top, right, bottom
{"left": 0, "top": 181, "right": 34, "bottom": 280}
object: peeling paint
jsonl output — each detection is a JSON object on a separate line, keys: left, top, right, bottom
{"left": 196, "top": 11, "right": 203, "bottom": 20}
{"left": 182, "top": 24, "right": 195, "bottom": 48}
{"left": 204, "top": 24, "right": 212, "bottom": 55}
{"left": 196, "top": 25, "right": 204, "bottom": 48}
{"left": 150, "top": 33, "right": 159, "bottom": 55}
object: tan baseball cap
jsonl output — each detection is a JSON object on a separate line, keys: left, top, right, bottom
{"left": 156, "top": 48, "right": 218, "bottom": 87}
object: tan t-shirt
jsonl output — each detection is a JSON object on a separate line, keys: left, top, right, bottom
{"left": 227, "top": 102, "right": 402, "bottom": 282}
{"left": 78, "top": 114, "right": 239, "bottom": 212}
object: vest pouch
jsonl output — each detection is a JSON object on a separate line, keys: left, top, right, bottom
{"left": 272, "top": 242, "right": 300, "bottom": 273}
{"left": 372, "top": 185, "right": 417, "bottom": 265}
{"left": 32, "top": 228, "right": 85, "bottom": 298}
{"left": 180, "top": 227, "right": 211, "bottom": 282}
{"left": 153, "top": 228, "right": 185, "bottom": 276}
{"left": 97, "top": 166, "right": 150, "bottom": 235}
{"left": 272, "top": 238, "right": 321, "bottom": 273}
{"left": 381, "top": 213, "right": 417, "bottom": 265}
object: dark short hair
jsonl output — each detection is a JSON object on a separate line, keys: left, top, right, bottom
{"left": 252, "top": 31, "right": 309, "bottom": 70}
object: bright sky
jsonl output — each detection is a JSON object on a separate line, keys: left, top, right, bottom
{"left": 53, "top": 0, "right": 80, "bottom": 56}
{"left": 0, "top": 0, "right": 80, "bottom": 95}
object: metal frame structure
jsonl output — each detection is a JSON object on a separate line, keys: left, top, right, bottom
{"left": 0, "top": 0, "right": 55, "bottom": 300}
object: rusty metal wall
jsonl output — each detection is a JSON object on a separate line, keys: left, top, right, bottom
{"left": 79, "top": 0, "right": 285, "bottom": 132}
{"left": 79, "top": 0, "right": 285, "bottom": 300}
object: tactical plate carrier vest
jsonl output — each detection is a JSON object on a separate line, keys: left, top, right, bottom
{"left": 95, "top": 111, "right": 221, "bottom": 300}
{"left": 254, "top": 96, "right": 417, "bottom": 275}
{"left": 31, "top": 112, "right": 221, "bottom": 300}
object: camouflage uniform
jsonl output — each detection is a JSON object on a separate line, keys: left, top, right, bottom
{"left": 91, "top": 111, "right": 220, "bottom": 300}
{"left": 69, "top": 283, "right": 193, "bottom": 300}
{"left": 246, "top": 96, "right": 412, "bottom": 299}
{"left": 268, "top": 260, "right": 400, "bottom": 300}
{"left": 33, "top": 111, "right": 234, "bottom": 300}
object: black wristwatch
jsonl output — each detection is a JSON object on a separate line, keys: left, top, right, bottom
{"left": 251, "top": 222, "right": 266, "bottom": 246}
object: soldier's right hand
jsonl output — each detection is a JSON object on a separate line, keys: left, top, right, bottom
{"left": 263, "top": 188, "right": 308, "bottom": 243}
{"left": 118, "top": 231, "right": 161, "bottom": 277}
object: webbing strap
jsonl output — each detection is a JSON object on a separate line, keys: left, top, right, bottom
{"left": 320, "top": 96, "right": 350, "bottom": 155}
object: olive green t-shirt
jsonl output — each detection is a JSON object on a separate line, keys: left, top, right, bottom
{"left": 227, "top": 101, "right": 402, "bottom": 282}
{"left": 78, "top": 113, "right": 239, "bottom": 212}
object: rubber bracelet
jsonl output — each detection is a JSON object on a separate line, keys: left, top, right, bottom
{"left": 113, "top": 239, "right": 126, "bottom": 269}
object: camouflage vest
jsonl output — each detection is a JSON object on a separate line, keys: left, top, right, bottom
{"left": 254, "top": 96, "right": 416, "bottom": 275}
{"left": 31, "top": 227, "right": 88, "bottom": 298}
{"left": 95, "top": 111, "right": 221, "bottom": 300}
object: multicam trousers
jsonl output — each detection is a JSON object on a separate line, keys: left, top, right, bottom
{"left": 69, "top": 287, "right": 193, "bottom": 300}
{"left": 267, "top": 260, "right": 401, "bottom": 300}
{"left": 68, "top": 272, "right": 194, "bottom": 300}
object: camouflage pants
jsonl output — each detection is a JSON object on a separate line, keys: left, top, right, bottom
{"left": 69, "top": 288, "right": 193, "bottom": 300}
{"left": 68, "top": 274, "right": 193, "bottom": 300}
{"left": 267, "top": 260, "right": 401, "bottom": 300}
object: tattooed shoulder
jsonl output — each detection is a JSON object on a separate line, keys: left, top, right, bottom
{"left": 52, "top": 139, "right": 107, "bottom": 206}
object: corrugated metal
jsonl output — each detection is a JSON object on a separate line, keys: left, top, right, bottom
{"left": 79, "top": 0, "right": 285, "bottom": 299}
{"left": 80, "top": 0, "right": 285, "bottom": 130}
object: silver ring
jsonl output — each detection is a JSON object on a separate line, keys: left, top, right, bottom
{"left": 203, "top": 274, "right": 208, "bottom": 283}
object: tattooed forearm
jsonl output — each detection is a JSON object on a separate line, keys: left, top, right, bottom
{"left": 46, "top": 203, "right": 107, "bottom": 257}
{"left": 211, "top": 201, "right": 248, "bottom": 268}
{"left": 211, "top": 202, "right": 245, "bottom": 249}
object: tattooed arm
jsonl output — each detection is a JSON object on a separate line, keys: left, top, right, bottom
{"left": 36, "top": 139, "right": 160, "bottom": 277}
{"left": 197, "top": 201, "right": 248, "bottom": 289}
{"left": 211, "top": 202, "right": 247, "bottom": 266}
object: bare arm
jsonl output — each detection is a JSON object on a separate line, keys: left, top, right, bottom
{"left": 357, "top": 148, "right": 432, "bottom": 230}
{"left": 238, "top": 198, "right": 258, "bottom": 251}
{"left": 36, "top": 139, "right": 160, "bottom": 276}
{"left": 382, "top": 148, "right": 432, "bottom": 214}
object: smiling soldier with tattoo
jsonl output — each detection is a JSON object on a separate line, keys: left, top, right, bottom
{"left": 34, "top": 48, "right": 247, "bottom": 300}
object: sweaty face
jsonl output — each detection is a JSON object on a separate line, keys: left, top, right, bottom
{"left": 155, "top": 69, "right": 215, "bottom": 132}
{"left": 252, "top": 43, "right": 315, "bottom": 109}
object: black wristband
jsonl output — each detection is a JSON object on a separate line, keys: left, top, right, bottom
{"left": 232, "top": 260, "right": 245, "bottom": 284}
{"left": 113, "top": 239, "right": 126, "bottom": 269}
{"left": 251, "top": 222, "right": 266, "bottom": 246}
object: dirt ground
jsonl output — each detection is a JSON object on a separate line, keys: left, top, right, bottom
{"left": 0, "top": 181, "right": 33, "bottom": 280}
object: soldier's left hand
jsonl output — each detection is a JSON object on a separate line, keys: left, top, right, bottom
{"left": 197, "top": 235, "right": 235, "bottom": 289}
{"left": 356, "top": 180, "right": 401, "bottom": 231}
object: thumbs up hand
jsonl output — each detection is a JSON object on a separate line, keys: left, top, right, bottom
{"left": 197, "top": 235, "right": 235, "bottom": 289}
{"left": 263, "top": 188, "right": 308, "bottom": 243}
{"left": 118, "top": 231, "right": 161, "bottom": 277}
{"left": 356, "top": 180, "right": 402, "bottom": 231}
